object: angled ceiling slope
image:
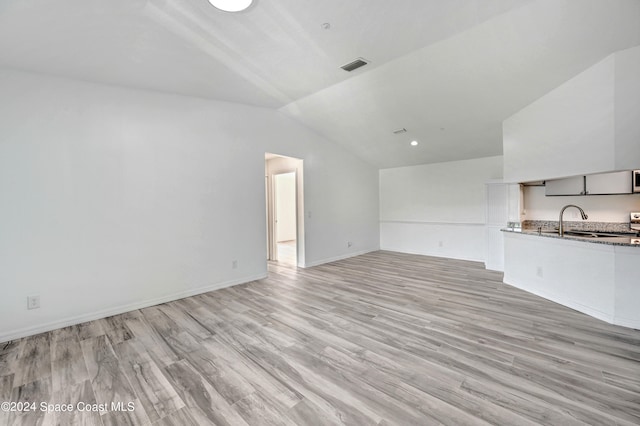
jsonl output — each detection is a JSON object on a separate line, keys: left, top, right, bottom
{"left": 280, "top": 0, "right": 640, "bottom": 168}
{"left": 1, "top": 0, "right": 639, "bottom": 168}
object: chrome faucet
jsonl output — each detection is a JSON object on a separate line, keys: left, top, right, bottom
{"left": 559, "top": 204, "right": 588, "bottom": 237}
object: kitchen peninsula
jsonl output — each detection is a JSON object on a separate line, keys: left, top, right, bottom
{"left": 503, "top": 225, "right": 640, "bottom": 329}
{"left": 501, "top": 44, "right": 640, "bottom": 330}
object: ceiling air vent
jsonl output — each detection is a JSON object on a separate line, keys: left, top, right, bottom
{"left": 393, "top": 128, "right": 407, "bottom": 134}
{"left": 341, "top": 58, "right": 369, "bottom": 72}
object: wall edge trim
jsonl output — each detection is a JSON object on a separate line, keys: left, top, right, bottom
{"left": 0, "top": 273, "right": 268, "bottom": 343}
{"left": 302, "top": 248, "right": 379, "bottom": 268}
{"left": 380, "top": 220, "right": 485, "bottom": 226}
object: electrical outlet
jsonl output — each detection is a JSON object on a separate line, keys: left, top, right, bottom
{"left": 27, "top": 295, "right": 40, "bottom": 310}
{"left": 232, "top": 260, "right": 238, "bottom": 269}
{"left": 438, "top": 241, "right": 444, "bottom": 247}
{"left": 347, "top": 241, "right": 352, "bottom": 247}
{"left": 536, "top": 266, "right": 543, "bottom": 278}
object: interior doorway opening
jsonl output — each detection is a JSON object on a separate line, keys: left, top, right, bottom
{"left": 275, "top": 172, "right": 296, "bottom": 264}
{"left": 265, "top": 153, "right": 304, "bottom": 267}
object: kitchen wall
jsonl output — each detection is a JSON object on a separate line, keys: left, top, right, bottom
{"left": 523, "top": 186, "right": 640, "bottom": 223}
{"left": 503, "top": 54, "right": 615, "bottom": 182}
{"left": 0, "top": 69, "right": 379, "bottom": 342}
{"left": 504, "top": 45, "right": 640, "bottom": 183}
{"left": 379, "top": 156, "right": 503, "bottom": 262}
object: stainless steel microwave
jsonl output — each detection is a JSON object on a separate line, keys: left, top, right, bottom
{"left": 635, "top": 170, "right": 640, "bottom": 193}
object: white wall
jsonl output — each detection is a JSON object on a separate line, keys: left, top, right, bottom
{"left": 615, "top": 45, "right": 640, "bottom": 171}
{"left": 0, "top": 69, "right": 379, "bottom": 341}
{"left": 379, "top": 156, "right": 503, "bottom": 262}
{"left": 523, "top": 186, "right": 640, "bottom": 223}
{"left": 503, "top": 54, "right": 616, "bottom": 182}
{"left": 504, "top": 232, "right": 640, "bottom": 329}
{"left": 503, "top": 45, "right": 640, "bottom": 183}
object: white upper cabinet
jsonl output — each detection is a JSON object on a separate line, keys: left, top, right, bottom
{"left": 545, "top": 176, "right": 585, "bottom": 196}
{"left": 585, "top": 171, "right": 633, "bottom": 195}
{"left": 545, "top": 171, "right": 633, "bottom": 196}
{"left": 503, "top": 45, "right": 640, "bottom": 183}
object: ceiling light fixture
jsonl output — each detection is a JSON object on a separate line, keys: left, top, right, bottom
{"left": 410, "top": 140, "right": 418, "bottom": 146}
{"left": 208, "top": 0, "right": 253, "bottom": 12}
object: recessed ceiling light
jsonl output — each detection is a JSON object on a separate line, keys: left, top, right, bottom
{"left": 410, "top": 140, "right": 418, "bottom": 146}
{"left": 208, "top": 0, "right": 253, "bottom": 12}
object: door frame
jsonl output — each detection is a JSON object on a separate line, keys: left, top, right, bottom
{"left": 268, "top": 169, "right": 297, "bottom": 262}
{"left": 265, "top": 153, "right": 305, "bottom": 267}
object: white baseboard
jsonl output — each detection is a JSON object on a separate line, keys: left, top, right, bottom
{"left": 484, "top": 262, "right": 505, "bottom": 272}
{"left": 380, "top": 221, "right": 485, "bottom": 263}
{"left": 380, "top": 247, "right": 483, "bottom": 263}
{"left": 303, "top": 248, "right": 378, "bottom": 268}
{"left": 613, "top": 316, "right": 640, "bottom": 330}
{"left": 503, "top": 279, "right": 621, "bottom": 327}
{"left": 0, "top": 273, "right": 267, "bottom": 343}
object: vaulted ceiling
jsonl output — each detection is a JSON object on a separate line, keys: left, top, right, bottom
{"left": 1, "top": 0, "right": 639, "bottom": 168}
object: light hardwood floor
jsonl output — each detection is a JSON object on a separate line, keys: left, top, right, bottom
{"left": 1, "top": 251, "right": 639, "bottom": 425}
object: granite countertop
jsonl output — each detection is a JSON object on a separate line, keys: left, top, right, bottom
{"left": 502, "top": 221, "right": 640, "bottom": 247}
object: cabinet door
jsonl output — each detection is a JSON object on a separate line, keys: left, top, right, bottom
{"left": 586, "top": 171, "right": 632, "bottom": 195}
{"left": 486, "top": 184, "right": 508, "bottom": 226}
{"left": 545, "top": 176, "right": 585, "bottom": 196}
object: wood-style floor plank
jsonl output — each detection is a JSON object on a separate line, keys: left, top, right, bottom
{"left": 81, "top": 335, "right": 151, "bottom": 425}
{"left": 12, "top": 333, "right": 51, "bottom": 389}
{"left": 8, "top": 378, "right": 54, "bottom": 426}
{"left": 0, "top": 250, "right": 639, "bottom": 425}
{"left": 114, "top": 340, "right": 185, "bottom": 422}
{"left": 163, "top": 359, "right": 249, "bottom": 426}
{"left": 50, "top": 328, "right": 89, "bottom": 393}
{"left": 53, "top": 380, "right": 102, "bottom": 426}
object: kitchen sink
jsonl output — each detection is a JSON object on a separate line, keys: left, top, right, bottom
{"left": 538, "top": 229, "right": 639, "bottom": 238}
{"left": 568, "top": 230, "right": 639, "bottom": 238}
{"left": 530, "top": 228, "right": 640, "bottom": 244}
{"left": 564, "top": 230, "right": 623, "bottom": 238}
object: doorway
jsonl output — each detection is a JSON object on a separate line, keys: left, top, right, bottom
{"left": 265, "top": 153, "right": 304, "bottom": 267}
{"left": 274, "top": 172, "right": 296, "bottom": 264}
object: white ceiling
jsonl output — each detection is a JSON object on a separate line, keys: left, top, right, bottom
{"left": 1, "top": 0, "right": 639, "bottom": 168}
